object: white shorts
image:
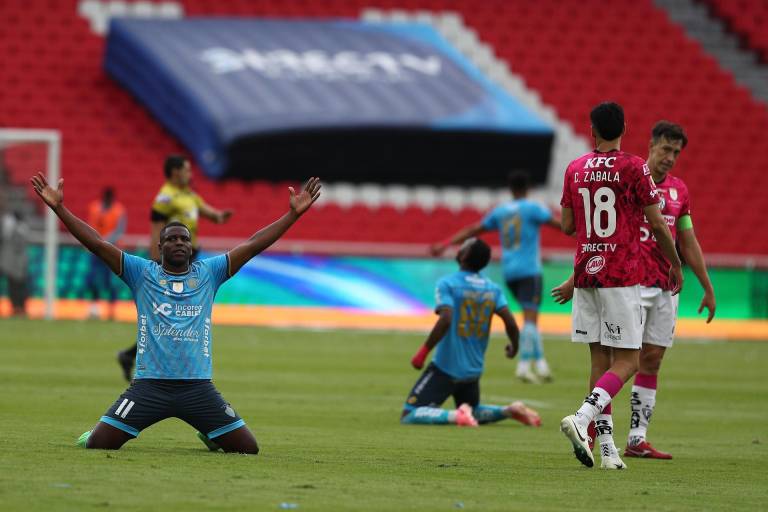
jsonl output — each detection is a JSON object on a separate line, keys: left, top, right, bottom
{"left": 571, "top": 285, "right": 643, "bottom": 349}
{"left": 640, "top": 286, "right": 679, "bottom": 347}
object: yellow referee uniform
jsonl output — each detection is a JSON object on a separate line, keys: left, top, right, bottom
{"left": 151, "top": 183, "right": 204, "bottom": 248}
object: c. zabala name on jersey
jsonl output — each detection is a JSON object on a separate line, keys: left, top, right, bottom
{"left": 574, "top": 170, "right": 620, "bottom": 183}
{"left": 581, "top": 242, "right": 617, "bottom": 253}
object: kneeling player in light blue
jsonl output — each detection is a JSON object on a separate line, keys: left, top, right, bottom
{"left": 402, "top": 239, "right": 542, "bottom": 427}
{"left": 31, "top": 172, "right": 321, "bottom": 453}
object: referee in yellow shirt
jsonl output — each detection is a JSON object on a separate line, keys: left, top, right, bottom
{"left": 117, "top": 155, "right": 233, "bottom": 380}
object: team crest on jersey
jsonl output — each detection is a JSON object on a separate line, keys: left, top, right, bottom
{"left": 171, "top": 281, "right": 184, "bottom": 293}
{"left": 585, "top": 255, "right": 606, "bottom": 275}
{"left": 159, "top": 279, "right": 167, "bottom": 286}
{"left": 669, "top": 188, "right": 678, "bottom": 200}
{"left": 187, "top": 278, "right": 198, "bottom": 289}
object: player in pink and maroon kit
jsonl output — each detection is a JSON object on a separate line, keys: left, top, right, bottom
{"left": 552, "top": 121, "right": 716, "bottom": 461}
{"left": 625, "top": 121, "right": 716, "bottom": 458}
{"left": 557, "top": 103, "right": 683, "bottom": 469}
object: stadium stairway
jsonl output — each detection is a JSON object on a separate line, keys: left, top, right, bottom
{"left": 1, "top": 0, "right": 767, "bottom": 257}
{"left": 658, "top": 0, "right": 768, "bottom": 104}
{"left": 702, "top": 0, "right": 768, "bottom": 64}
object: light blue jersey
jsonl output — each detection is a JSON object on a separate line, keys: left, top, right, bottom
{"left": 119, "top": 253, "right": 230, "bottom": 379}
{"left": 432, "top": 271, "right": 508, "bottom": 380}
{"left": 481, "top": 199, "right": 552, "bottom": 280}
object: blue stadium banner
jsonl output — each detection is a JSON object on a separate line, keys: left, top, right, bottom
{"left": 105, "top": 19, "right": 553, "bottom": 183}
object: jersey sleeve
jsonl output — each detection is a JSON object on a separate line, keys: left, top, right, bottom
{"left": 480, "top": 207, "right": 500, "bottom": 230}
{"left": 434, "top": 278, "right": 453, "bottom": 312}
{"left": 680, "top": 184, "right": 691, "bottom": 217}
{"left": 119, "top": 252, "right": 150, "bottom": 290}
{"left": 494, "top": 285, "right": 509, "bottom": 312}
{"left": 200, "top": 254, "right": 231, "bottom": 289}
{"left": 194, "top": 192, "right": 205, "bottom": 208}
{"left": 152, "top": 187, "right": 175, "bottom": 217}
{"left": 634, "top": 163, "right": 660, "bottom": 207}
{"left": 531, "top": 202, "right": 553, "bottom": 224}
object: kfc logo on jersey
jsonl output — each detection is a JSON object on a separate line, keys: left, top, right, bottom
{"left": 585, "top": 255, "right": 605, "bottom": 274}
{"left": 583, "top": 156, "right": 616, "bottom": 169}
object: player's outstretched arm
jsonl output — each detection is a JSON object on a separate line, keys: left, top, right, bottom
{"left": 678, "top": 226, "right": 716, "bottom": 323}
{"left": 429, "top": 223, "right": 485, "bottom": 256}
{"left": 644, "top": 204, "right": 683, "bottom": 294}
{"left": 547, "top": 217, "right": 562, "bottom": 230}
{"left": 496, "top": 306, "right": 520, "bottom": 358}
{"left": 149, "top": 220, "right": 164, "bottom": 262}
{"left": 411, "top": 307, "right": 452, "bottom": 369}
{"left": 227, "top": 177, "right": 321, "bottom": 275}
{"left": 200, "top": 203, "right": 233, "bottom": 224}
{"left": 30, "top": 172, "right": 122, "bottom": 273}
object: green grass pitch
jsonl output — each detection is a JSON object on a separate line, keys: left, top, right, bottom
{"left": 1, "top": 318, "right": 766, "bottom": 511}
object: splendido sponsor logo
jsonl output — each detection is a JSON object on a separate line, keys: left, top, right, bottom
{"left": 200, "top": 47, "right": 442, "bottom": 82}
{"left": 152, "top": 323, "right": 200, "bottom": 341}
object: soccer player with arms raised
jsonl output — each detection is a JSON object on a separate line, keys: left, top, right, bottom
{"left": 557, "top": 102, "right": 682, "bottom": 469}
{"left": 117, "top": 155, "right": 233, "bottom": 380}
{"left": 403, "top": 238, "right": 541, "bottom": 428}
{"left": 30, "top": 171, "right": 321, "bottom": 453}
{"left": 553, "top": 121, "right": 715, "bottom": 459}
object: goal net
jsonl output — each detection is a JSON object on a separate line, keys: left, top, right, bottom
{"left": 0, "top": 129, "right": 60, "bottom": 319}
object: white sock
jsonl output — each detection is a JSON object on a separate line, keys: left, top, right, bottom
{"left": 595, "top": 413, "right": 618, "bottom": 459}
{"left": 574, "top": 387, "right": 612, "bottom": 427}
{"left": 628, "top": 385, "right": 656, "bottom": 446}
{"left": 535, "top": 359, "right": 550, "bottom": 375}
{"left": 516, "top": 360, "right": 531, "bottom": 374}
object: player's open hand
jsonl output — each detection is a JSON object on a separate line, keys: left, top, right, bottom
{"left": 289, "top": 177, "right": 321, "bottom": 216}
{"left": 30, "top": 172, "right": 63, "bottom": 210}
{"left": 219, "top": 209, "right": 234, "bottom": 224}
{"left": 699, "top": 290, "right": 716, "bottom": 323}
{"left": 668, "top": 264, "right": 684, "bottom": 295}
{"left": 551, "top": 277, "right": 574, "bottom": 304}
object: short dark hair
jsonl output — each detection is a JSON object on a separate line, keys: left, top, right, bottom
{"left": 159, "top": 221, "right": 190, "bottom": 241}
{"left": 651, "top": 120, "right": 688, "bottom": 149}
{"left": 508, "top": 170, "right": 530, "bottom": 193}
{"left": 590, "top": 102, "right": 625, "bottom": 141}
{"left": 164, "top": 155, "right": 188, "bottom": 178}
{"left": 461, "top": 238, "right": 492, "bottom": 273}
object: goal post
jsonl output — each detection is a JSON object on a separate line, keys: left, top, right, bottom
{"left": 0, "top": 128, "right": 61, "bottom": 319}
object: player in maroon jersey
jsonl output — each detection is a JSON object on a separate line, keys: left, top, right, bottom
{"left": 552, "top": 121, "right": 716, "bottom": 460}
{"left": 557, "top": 102, "right": 683, "bottom": 470}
